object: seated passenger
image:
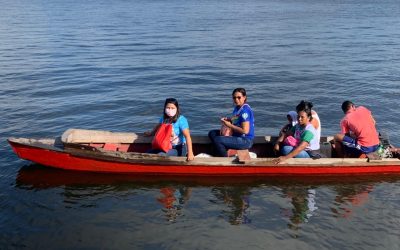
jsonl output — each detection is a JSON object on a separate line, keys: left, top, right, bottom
{"left": 299, "top": 100, "right": 322, "bottom": 144}
{"left": 208, "top": 88, "right": 255, "bottom": 157}
{"left": 281, "top": 111, "right": 298, "bottom": 135}
{"left": 334, "top": 101, "right": 379, "bottom": 158}
{"left": 274, "top": 111, "right": 297, "bottom": 153}
{"left": 273, "top": 101, "right": 321, "bottom": 164}
{"left": 144, "top": 98, "right": 194, "bottom": 161}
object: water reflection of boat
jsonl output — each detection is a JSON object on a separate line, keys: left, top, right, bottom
{"left": 281, "top": 187, "right": 318, "bottom": 229}
{"left": 14, "top": 164, "right": 272, "bottom": 189}
{"left": 211, "top": 186, "right": 252, "bottom": 225}
{"left": 8, "top": 129, "right": 400, "bottom": 176}
{"left": 17, "top": 164, "right": 400, "bottom": 190}
{"left": 16, "top": 164, "right": 400, "bottom": 190}
{"left": 332, "top": 183, "right": 374, "bottom": 218}
{"left": 157, "top": 186, "right": 192, "bottom": 222}
{"left": 16, "top": 165, "right": 400, "bottom": 227}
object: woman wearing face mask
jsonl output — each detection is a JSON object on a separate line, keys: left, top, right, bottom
{"left": 208, "top": 88, "right": 255, "bottom": 157}
{"left": 144, "top": 98, "right": 194, "bottom": 161}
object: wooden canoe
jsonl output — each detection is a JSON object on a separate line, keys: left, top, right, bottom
{"left": 8, "top": 128, "right": 400, "bottom": 176}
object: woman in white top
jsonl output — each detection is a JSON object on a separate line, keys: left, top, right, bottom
{"left": 311, "top": 109, "right": 321, "bottom": 144}
{"left": 273, "top": 101, "right": 322, "bottom": 164}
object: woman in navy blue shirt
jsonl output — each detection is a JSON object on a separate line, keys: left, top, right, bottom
{"left": 208, "top": 88, "right": 255, "bottom": 157}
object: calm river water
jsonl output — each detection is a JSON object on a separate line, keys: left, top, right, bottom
{"left": 1, "top": 0, "right": 400, "bottom": 249}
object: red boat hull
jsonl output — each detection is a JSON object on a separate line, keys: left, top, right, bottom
{"left": 9, "top": 140, "right": 400, "bottom": 176}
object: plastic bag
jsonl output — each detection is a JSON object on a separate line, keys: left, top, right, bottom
{"left": 152, "top": 123, "right": 173, "bottom": 152}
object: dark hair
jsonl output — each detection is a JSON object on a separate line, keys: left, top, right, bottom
{"left": 296, "top": 100, "right": 313, "bottom": 121}
{"left": 163, "top": 98, "right": 180, "bottom": 123}
{"left": 232, "top": 88, "right": 247, "bottom": 102}
{"left": 296, "top": 100, "right": 313, "bottom": 112}
{"left": 341, "top": 100, "right": 354, "bottom": 113}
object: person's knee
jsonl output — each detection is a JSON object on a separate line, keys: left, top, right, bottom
{"left": 166, "top": 149, "right": 178, "bottom": 156}
{"left": 208, "top": 129, "right": 218, "bottom": 139}
{"left": 281, "top": 146, "right": 294, "bottom": 155}
{"left": 213, "top": 136, "right": 224, "bottom": 145}
{"left": 295, "top": 151, "right": 311, "bottom": 158}
{"left": 334, "top": 134, "right": 344, "bottom": 142}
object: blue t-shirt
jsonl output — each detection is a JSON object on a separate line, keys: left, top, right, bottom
{"left": 159, "top": 115, "right": 189, "bottom": 145}
{"left": 231, "top": 104, "right": 255, "bottom": 139}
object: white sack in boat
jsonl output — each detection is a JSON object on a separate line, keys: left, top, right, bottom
{"left": 61, "top": 128, "right": 141, "bottom": 144}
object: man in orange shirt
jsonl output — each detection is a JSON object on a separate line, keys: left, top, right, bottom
{"left": 334, "top": 101, "right": 380, "bottom": 157}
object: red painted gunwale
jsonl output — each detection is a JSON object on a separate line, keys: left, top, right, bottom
{"left": 8, "top": 139, "right": 400, "bottom": 176}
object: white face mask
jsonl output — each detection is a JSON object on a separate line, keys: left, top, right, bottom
{"left": 165, "top": 108, "right": 177, "bottom": 117}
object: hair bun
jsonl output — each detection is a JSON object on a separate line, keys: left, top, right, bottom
{"left": 296, "top": 100, "right": 313, "bottom": 112}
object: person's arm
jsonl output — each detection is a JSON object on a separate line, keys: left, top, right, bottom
{"left": 144, "top": 124, "right": 161, "bottom": 136}
{"left": 182, "top": 128, "right": 194, "bottom": 161}
{"left": 311, "top": 117, "right": 320, "bottom": 130}
{"left": 280, "top": 124, "right": 290, "bottom": 134}
{"left": 340, "top": 119, "right": 348, "bottom": 134}
{"left": 274, "top": 132, "right": 287, "bottom": 153}
{"left": 274, "top": 127, "right": 294, "bottom": 152}
{"left": 273, "top": 141, "right": 309, "bottom": 164}
{"left": 223, "top": 106, "right": 253, "bottom": 135}
{"left": 221, "top": 119, "right": 249, "bottom": 135}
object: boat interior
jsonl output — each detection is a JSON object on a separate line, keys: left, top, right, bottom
{"left": 60, "top": 128, "right": 337, "bottom": 158}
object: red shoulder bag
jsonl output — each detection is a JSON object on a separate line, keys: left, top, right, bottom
{"left": 152, "top": 123, "right": 173, "bottom": 152}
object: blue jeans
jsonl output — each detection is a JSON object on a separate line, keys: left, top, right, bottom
{"left": 281, "top": 146, "right": 310, "bottom": 158}
{"left": 208, "top": 129, "right": 253, "bottom": 157}
{"left": 148, "top": 144, "right": 187, "bottom": 157}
